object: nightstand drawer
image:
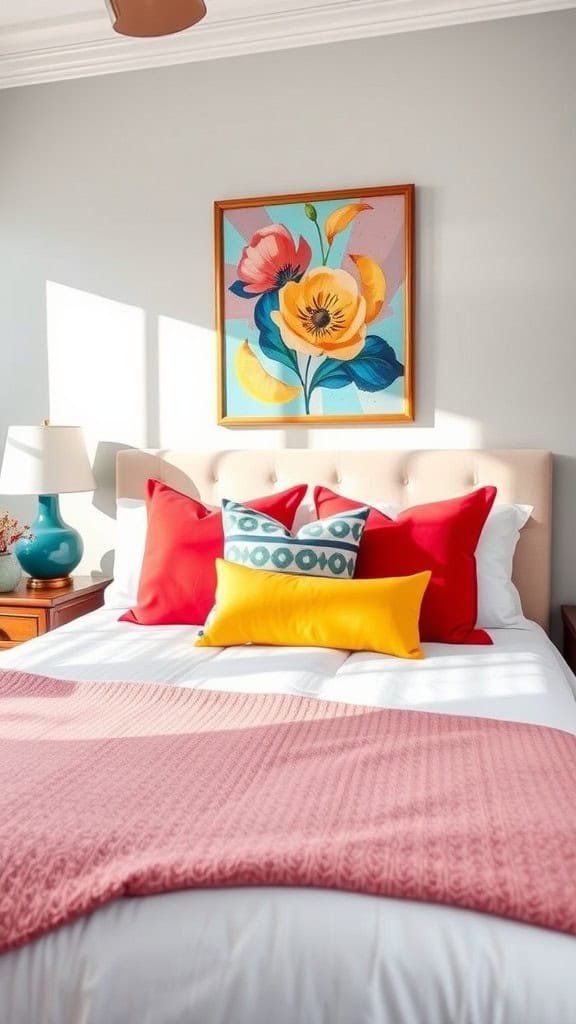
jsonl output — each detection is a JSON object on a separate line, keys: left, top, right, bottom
{"left": 0, "top": 610, "right": 47, "bottom": 648}
{"left": 0, "top": 577, "right": 110, "bottom": 651}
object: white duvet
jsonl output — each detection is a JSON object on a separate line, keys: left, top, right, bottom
{"left": 1, "top": 610, "right": 576, "bottom": 1024}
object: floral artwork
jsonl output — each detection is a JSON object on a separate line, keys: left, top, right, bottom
{"left": 215, "top": 184, "right": 414, "bottom": 425}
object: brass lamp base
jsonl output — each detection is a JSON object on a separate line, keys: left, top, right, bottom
{"left": 26, "top": 576, "right": 72, "bottom": 590}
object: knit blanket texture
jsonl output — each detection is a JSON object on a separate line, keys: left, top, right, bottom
{"left": 1, "top": 669, "right": 575, "bottom": 953}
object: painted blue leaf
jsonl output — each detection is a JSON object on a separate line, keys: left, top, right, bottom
{"left": 309, "top": 335, "right": 404, "bottom": 395}
{"left": 229, "top": 279, "right": 258, "bottom": 298}
{"left": 309, "top": 357, "right": 351, "bottom": 392}
{"left": 254, "top": 292, "right": 300, "bottom": 376}
{"left": 344, "top": 335, "right": 404, "bottom": 393}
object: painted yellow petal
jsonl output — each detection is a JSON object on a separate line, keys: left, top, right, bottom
{"left": 349, "top": 254, "right": 386, "bottom": 324}
{"left": 324, "top": 203, "right": 372, "bottom": 246}
{"left": 277, "top": 281, "right": 306, "bottom": 336}
{"left": 279, "top": 300, "right": 313, "bottom": 345}
{"left": 301, "top": 266, "right": 360, "bottom": 305}
{"left": 277, "top": 270, "right": 366, "bottom": 351}
{"left": 234, "top": 341, "right": 302, "bottom": 404}
{"left": 278, "top": 273, "right": 355, "bottom": 343}
{"left": 332, "top": 294, "right": 367, "bottom": 346}
{"left": 270, "top": 311, "right": 323, "bottom": 357}
{"left": 319, "top": 324, "right": 367, "bottom": 361}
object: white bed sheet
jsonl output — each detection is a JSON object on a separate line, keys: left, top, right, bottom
{"left": 1, "top": 611, "right": 576, "bottom": 1024}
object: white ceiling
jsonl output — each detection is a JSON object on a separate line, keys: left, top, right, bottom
{"left": 1, "top": 0, "right": 574, "bottom": 90}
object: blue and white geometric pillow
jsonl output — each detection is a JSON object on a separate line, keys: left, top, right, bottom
{"left": 222, "top": 499, "right": 369, "bottom": 579}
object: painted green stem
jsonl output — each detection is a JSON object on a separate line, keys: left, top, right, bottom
{"left": 291, "top": 361, "right": 309, "bottom": 413}
{"left": 303, "top": 356, "right": 313, "bottom": 413}
{"left": 313, "top": 221, "right": 327, "bottom": 266}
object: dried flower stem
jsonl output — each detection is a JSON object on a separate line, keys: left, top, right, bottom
{"left": 0, "top": 512, "right": 33, "bottom": 554}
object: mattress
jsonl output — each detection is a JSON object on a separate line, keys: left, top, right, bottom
{"left": 1, "top": 611, "right": 576, "bottom": 1024}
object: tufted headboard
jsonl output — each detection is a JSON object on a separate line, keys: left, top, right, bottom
{"left": 116, "top": 449, "right": 552, "bottom": 631}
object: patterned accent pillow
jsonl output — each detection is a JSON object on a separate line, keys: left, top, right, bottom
{"left": 222, "top": 499, "right": 369, "bottom": 579}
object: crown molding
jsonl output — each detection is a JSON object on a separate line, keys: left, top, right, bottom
{"left": 0, "top": 0, "right": 574, "bottom": 90}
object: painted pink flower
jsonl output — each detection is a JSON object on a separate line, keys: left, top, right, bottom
{"left": 237, "top": 224, "right": 312, "bottom": 295}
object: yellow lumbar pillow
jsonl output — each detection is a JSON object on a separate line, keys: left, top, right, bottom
{"left": 195, "top": 560, "right": 431, "bottom": 660}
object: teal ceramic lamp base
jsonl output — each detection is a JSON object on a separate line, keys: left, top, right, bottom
{"left": 14, "top": 494, "right": 84, "bottom": 589}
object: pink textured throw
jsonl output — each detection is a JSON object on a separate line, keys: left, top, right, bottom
{"left": 1, "top": 669, "right": 576, "bottom": 954}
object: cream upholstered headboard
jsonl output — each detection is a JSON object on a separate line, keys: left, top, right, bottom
{"left": 116, "top": 449, "right": 552, "bottom": 632}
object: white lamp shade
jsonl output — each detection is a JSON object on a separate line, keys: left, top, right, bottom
{"left": 0, "top": 426, "right": 95, "bottom": 495}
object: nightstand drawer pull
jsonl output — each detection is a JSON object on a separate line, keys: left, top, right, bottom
{"left": 0, "top": 613, "right": 40, "bottom": 644}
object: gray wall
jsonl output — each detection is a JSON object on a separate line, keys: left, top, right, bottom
{"left": 0, "top": 10, "right": 575, "bottom": 628}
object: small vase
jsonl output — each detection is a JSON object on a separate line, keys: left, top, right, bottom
{"left": 0, "top": 551, "right": 22, "bottom": 593}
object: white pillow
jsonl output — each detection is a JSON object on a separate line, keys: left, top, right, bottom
{"left": 103, "top": 498, "right": 147, "bottom": 609}
{"left": 476, "top": 503, "right": 533, "bottom": 628}
{"left": 377, "top": 501, "right": 533, "bottom": 629}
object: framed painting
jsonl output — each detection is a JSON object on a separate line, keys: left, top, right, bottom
{"left": 215, "top": 183, "right": 414, "bottom": 426}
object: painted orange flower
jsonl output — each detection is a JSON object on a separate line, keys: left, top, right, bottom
{"left": 270, "top": 268, "right": 366, "bottom": 361}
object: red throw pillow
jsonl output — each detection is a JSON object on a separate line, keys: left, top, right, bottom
{"left": 121, "top": 479, "right": 307, "bottom": 626}
{"left": 314, "top": 486, "right": 497, "bottom": 644}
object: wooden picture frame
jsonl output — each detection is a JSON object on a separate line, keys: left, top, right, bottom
{"left": 215, "top": 183, "right": 414, "bottom": 426}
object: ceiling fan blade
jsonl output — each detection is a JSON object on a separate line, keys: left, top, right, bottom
{"left": 105, "top": 0, "right": 207, "bottom": 37}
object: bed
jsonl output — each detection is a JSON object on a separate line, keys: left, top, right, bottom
{"left": 1, "top": 448, "right": 575, "bottom": 1024}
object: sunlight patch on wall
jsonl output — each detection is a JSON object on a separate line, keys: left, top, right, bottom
{"left": 157, "top": 316, "right": 288, "bottom": 449}
{"left": 46, "top": 281, "right": 147, "bottom": 573}
{"left": 157, "top": 316, "right": 214, "bottom": 448}
{"left": 46, "top": 282, "right": 147, "bottom": 443}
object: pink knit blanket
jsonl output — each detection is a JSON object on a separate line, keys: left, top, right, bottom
{"left": 1, "top": 669, "right": 576, "bottom": 954}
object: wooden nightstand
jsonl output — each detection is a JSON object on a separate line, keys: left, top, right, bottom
{"left": 561, "top": 606, "right": 576, "bottom": 675}
{"left": 0, "top": 576, "right": 111, "bottom": 651}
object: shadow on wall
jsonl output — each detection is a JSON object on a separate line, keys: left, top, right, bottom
{"left": 92, "top": 441, "right": 137, "bottom": 520}
{"left": 92, "top": 440, "right": 138, "bottom": 579}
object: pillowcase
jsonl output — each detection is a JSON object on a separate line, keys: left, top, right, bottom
{"left": 376, "top": 501, "right": 533, "bottom": 629}
{"left": 196, "top": 559, "right": 431, "bottom": 659}
{"left": 222, "top": 499, "right": 369, "bottom": 579}
{"left": 314, "top": 485, "right": 497, "bottom": 645}
{"left": 104, "top": 498, "right": 147, "bottom": 609}
{"left": 120, "top": 479, "right": 307, "bottom": 626}
{"left": 476, "top": 503, "right": 532, "bottom": 627}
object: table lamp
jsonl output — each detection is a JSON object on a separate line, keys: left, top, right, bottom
{"left": 0, "top": 423, "right": 95, "bottom": 589}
